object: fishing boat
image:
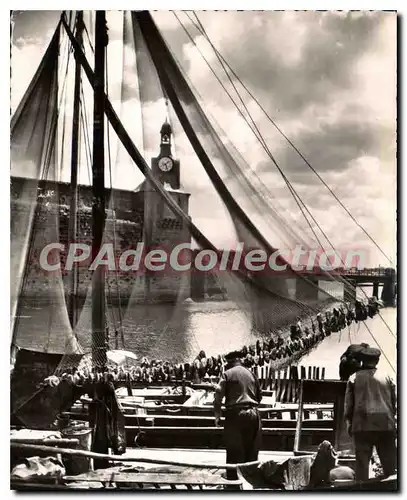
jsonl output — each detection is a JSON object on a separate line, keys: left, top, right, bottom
{"left": 10, "top": 10, "right": 397, "bottom": 490}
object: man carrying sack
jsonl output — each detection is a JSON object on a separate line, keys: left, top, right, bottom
{"left": 344, "top": 346, "right": 397, "bottom": 481}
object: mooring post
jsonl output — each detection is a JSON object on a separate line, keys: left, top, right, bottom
{"left": 381, "top": 268, "right": 396, "bottom": 307}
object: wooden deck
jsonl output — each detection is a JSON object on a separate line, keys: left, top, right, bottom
{"left": 122, "top": 446, "right": 293, "bottom": 466}
{"left": 12, "top": 447, "right": 293, "bottom": 491}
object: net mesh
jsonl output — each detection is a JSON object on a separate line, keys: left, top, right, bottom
{"left": 11, "top": 25, "right": 80, "bottom": 356}
{"left": 11, "top": 11, "right": 357, "bottom": 383}
{"left": 130, "top": 11, "right": 342, "bottom": 334}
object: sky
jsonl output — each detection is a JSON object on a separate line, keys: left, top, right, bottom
{"left": 10, "top": 10, "right": 397, "bottom": 266}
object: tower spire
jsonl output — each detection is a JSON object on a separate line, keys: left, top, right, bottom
{"left": 164, "top": 96, "right": 170, "bottom": 123}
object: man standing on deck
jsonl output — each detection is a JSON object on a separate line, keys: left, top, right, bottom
{"left": 214, "top": 350, "right": 262, "bottom": 480}
{"left": 344, "top": 346, "right": 397, "bottom": 481}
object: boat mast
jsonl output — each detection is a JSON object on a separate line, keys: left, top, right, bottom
{"left": 91, "top": 11, "right": 108, "bottom": 368}
{"left": 68, "top": 11, "right": 83, "bottom": 330}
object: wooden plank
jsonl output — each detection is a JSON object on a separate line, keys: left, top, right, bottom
{"left": 277, "top": 377, "right": 283, "bottom": 403}
{"left": 67, "top": 403, "right": 333, "bottom": 419}
{"left": 126, "top": 426, "right": 332, "bottom": 435}
{"left": 294, "top": 380, "right": 350, "bottom": 454}
{"left": 10, "top": 438, "right": 79, "bottom": 446}
{"left": 281, "top": 368, "right": 288, "bottom": 402}
{"left": 289, "top": 366, "right": 298, "bottom": 404}
{"left": 11, "top": 482, "right": 75, "bottom": 491}
{"left": 293, "top": 380, "right": 304, "bottom": 453}
{"left": 270, "top": 369, "right": 275, "bottom": 393}
{"left": 285, "top": 378, "right": 291, "bottom": 404}
{"left": 275, "top": 379, "right": 282, "bottom": 403}
{"left": 285, "top": 367, "right": 290, "bottom": 400}
{"left": 264, "top": 365, "right": 269, "bottom": 390}
{"left": 122, "top": 415, "right": 331, "bottom": 427}
{"left": 127, "top": 417, "right": 333, "bottom": 429}
{"left": 278, "top": 371, "right": 285, "bottom": 402}
{"left": 294, "top": 380, "right": 301, "bottom": 403}
{"left": 63, "top": 472, "right": 242, "bottom": 486}
{"left": 11, "top": 442, "right": 240, "bottom": 470}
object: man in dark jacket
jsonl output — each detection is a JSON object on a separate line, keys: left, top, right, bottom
{"left": 344, "top": 346, "right": 397, "bottom": 481}
{"left": 214, "top": 350, "right": 262, "bottom": 480}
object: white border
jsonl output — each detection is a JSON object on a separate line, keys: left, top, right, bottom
{"left": 2, "top": 3, "right": 404, "bottom": 499}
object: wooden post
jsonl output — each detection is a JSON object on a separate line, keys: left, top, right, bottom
{"left": 67, "top": 11, "right": 83, "bottom": 330}
{"left": 91, "top": 11, "right": 108, "bottom": 368}
{"left": 264, "top": 364, "right": 269, "bottom": 390}
{"left": 126, "top": 373, "right": 132, "bottom": 397}
{"left": 294, "top": 379, "right": 304, "bottom": 453}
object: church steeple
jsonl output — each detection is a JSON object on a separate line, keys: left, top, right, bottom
{"left": 151, "top": 110, "right": 180, "bottom": 190}
{"left": 159, "top": 119, "right": 172, "bottom": 157}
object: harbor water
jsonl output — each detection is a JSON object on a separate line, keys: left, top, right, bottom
{"left": 15, "top": 286, "right": 396, "bottom": 379}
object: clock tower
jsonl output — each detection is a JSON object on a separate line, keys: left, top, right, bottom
{"left": 151, "top": 120, "right": 180, "bottom": 190}
{"left": 137, "top": 119, "right": 191, "bottom": 303}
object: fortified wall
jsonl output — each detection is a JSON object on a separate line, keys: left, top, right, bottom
{"left": 11, "top": 121, "right": 234, "bottom": 306}
{"left": 11, "top": 176, "right": 192, "bottom": 304}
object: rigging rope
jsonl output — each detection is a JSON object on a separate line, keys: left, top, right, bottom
{"left": 57, "top": 17, "right": 72, "bottom": 183}
{"left": 12, "top": 24, "right": 74, "bottom": 349}
{"left": 62, "top": 13, "right": 318, "bottom": 336}
{"left": 188, "top": 12, "right": 359, "bottom": 304}
{"left": 79, "top": 101, "right": 92, "bottom": 184}
{"left": 364, "top": 321, "right": 395, "bottom": 373}
{"left": 134, "top": 12, "right": 341, "bottom": 318}
{"left": 187, "top": 11, "right": 394, "bottom": 268}
{"left": 183, "top": 10, "right": 395, "bottom": 334}
{"left": 105, "top": 44, "right": 125, "bottom": 349}
{"left": 79, "top": 80, "right": 93, "bottom": 183}
{"left": 175, "top": 11, "right": 357, "bottom": 306}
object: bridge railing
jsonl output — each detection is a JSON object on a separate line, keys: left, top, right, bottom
{"left": 343, "top": 267, "right": 388, "bottom": 277}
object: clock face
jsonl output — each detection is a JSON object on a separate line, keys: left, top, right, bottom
{"left": 158, "top": 156, "right": 174, "bottom": 172}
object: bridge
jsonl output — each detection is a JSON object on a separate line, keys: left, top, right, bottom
{"left": 191, "top": 262, "right": 397, "bottom": 307}
{"left": 306, "top": 267, "right": 397, "bottom": 306}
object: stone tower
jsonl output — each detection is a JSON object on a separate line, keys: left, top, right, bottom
{"left": 138, "top": 120, "right": 191, "bottom": 302}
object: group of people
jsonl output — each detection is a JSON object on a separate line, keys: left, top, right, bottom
{"left": 213, "top": 342, "right": 396, "bottom": 487}
{"left": 42, "top": 294, "right": 394, "bottom": 487}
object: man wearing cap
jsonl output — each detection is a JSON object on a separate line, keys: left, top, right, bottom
{"left": 344, "top": 346, "right": 397, "bottom": 481}
{"left": 213, "top": 350, "right": 262, "bottom": 480}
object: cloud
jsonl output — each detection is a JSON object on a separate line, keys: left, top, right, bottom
{"left": 11, "top": 10, "right": 397, "bottom": 266}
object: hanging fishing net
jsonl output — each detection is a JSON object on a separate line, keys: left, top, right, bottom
{"left": 11, "top": 25, "right": 80, "bottom": 355}
{"left": 10, "top": 11, "right": 396, "bottom": 428}
{"left": 126, "top": 11, "right": 346, "bottom": 337}
{"left": 10, "top": 23, "right": 84, "bottom": 423}
{"left": 10, "top": 11, "right": 356, "bottom": 370}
